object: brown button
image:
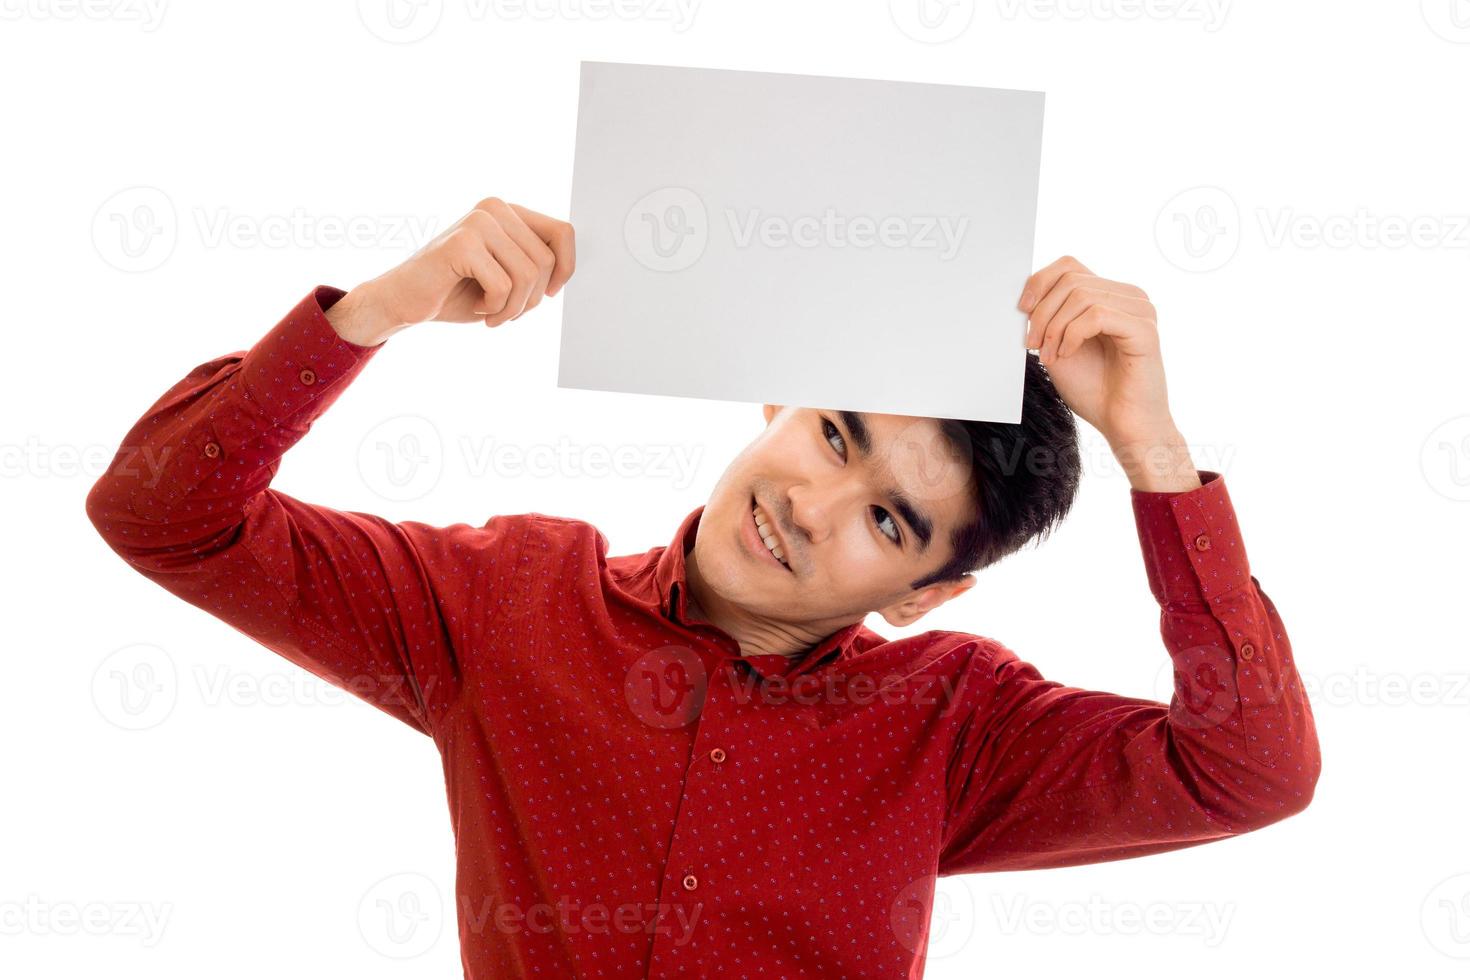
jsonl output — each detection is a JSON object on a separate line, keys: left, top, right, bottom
{"left": 299, "top": 368, "right": 317, "bottom": 386}
{"left": 203, "top": 441, "right": 220, "bottom": 458}
{"left": 682, "top": 874, "right": 698, "bottom": 891}
{"left": 1240, "top": 642, "right": 1255, "bottom": 660}
{"left": 709, "top": 748, "right": 726, "bottom": 764}
{"left": 1194, "top": 533, "right": 1211, "bottom": 551}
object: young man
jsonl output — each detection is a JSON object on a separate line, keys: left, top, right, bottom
{"left": 85, "top": 197, "right": 1320, "bottom": 979}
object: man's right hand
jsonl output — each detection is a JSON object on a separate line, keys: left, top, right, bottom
{"left": 326, "top": 197, "right": 576, "bottom": 347}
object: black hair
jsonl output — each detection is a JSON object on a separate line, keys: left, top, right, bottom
{"left": 910, "top": 350, "right": 1082, "bottom": 590}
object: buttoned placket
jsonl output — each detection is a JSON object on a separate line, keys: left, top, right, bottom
{"left": 643, "top": 626, "right": 745, "bottom": 977}
{"left": 642, "top": 575, "right": 858, "bottom": 974}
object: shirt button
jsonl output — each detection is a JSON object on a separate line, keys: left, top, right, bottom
{"left": 299, "top": 367, "right": 317, "bottom": 386}
{"left": 709, "top": 748, "right": 726, "bottom": 764}
{"left": 203, "top": 441, "right": 221, "bottom": 458}
{"left": 1240, "top": 642, "right": 1256, "bottom": 660}
{"left": 1194, "top": 533, "right": 1211, "bottom": 551}
{"left": 682, "top": 874, "right": 698, "bottom": 891}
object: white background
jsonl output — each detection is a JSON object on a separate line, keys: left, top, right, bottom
{"left": 3, "top": 1, "right": 1468, "bottom": 977}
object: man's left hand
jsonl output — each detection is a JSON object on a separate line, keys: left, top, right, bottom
{"left": 1019, "top": 256, "right": 1200, "bottom": 492}
{"left": 1019, "top": 255, "right": 1175, "bottom": 447}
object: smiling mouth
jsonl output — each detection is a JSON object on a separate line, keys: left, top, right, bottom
{"left": 750, "top": 494, "right": 791, "bottom": 571}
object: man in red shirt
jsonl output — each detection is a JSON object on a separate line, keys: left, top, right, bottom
{"left": 85, "top": 197, "right": 1320, "bottom": 979}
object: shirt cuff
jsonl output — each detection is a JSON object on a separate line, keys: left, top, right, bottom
{"left": 1130, "top": 470, "right": 1252, "bottom": 609}
{"left": 239, "top": 285, "right": 384, "bottom": 425}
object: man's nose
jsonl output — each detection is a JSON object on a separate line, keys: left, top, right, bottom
{"left": 788, "top": 480, "right": 861, "bottom": 545}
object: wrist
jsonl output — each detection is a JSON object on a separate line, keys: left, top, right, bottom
{"left": 1106, "top": 425, "right": 1201, "bottom": 492}
{"left": 325, "top": 281, "right": 402, "bottom": 348}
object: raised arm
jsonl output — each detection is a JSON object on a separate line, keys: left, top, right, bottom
{"left": 939, "top": 470, "right": 1321, "bottom": 873}
{"left": 936, "top": 256, "right": 1321, "bottom": 872}
{"left": 84, "top": 198, "right": 575, "bottom": 739}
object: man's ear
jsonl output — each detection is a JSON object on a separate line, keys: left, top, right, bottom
{"left": 876, "top": 573, "right": 976, "bottom": 629}
{"left": 762, "top": 404, "right": 783, "bottom": 425}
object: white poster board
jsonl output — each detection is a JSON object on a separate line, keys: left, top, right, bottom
{"left": 559, "top": 61, "right": 1044, "bottom": 423}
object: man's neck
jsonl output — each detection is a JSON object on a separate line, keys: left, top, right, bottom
{"left": 681, "top": 541, "right": 855, "bottom": 658}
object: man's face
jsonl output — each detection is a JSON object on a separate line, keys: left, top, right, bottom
{"left": 692, "top": 405, "right": 978, "bottom": 630}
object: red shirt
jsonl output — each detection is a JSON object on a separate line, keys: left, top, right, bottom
{"left": 86, "top": 286, "right": 1321, "bottom": 979}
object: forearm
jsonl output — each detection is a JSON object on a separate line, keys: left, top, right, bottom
{"left": 1108, "top": 425, "right": 1203, "bottom": 493}
{"left": 1131, "top": 471, "right": 1321, "bottom": 787}
{"left": 323, "top": 279, "right": 403, "bottom": 348}
{"left": 86, "top": 286, "right": 381, "bottom": 541}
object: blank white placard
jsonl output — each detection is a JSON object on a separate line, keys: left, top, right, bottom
{"left": 558, "top": 61, "right": 1044, "bottom": 424}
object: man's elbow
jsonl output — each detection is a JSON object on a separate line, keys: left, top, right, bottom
{"left": 1242, "top": 736, "right": 1323, "bottom": 830}
{"left": 85, "top": 476, "right": 123, "bottom": 543}
{"left": 85, "top": 475, "right": 144, "bottom": 556}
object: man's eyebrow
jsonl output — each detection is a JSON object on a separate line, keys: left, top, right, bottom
{"left": 837, "top": 410, "right": 935, "bottom": 552}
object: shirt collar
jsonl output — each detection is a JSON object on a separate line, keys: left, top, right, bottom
{"left": 654, "top": 504, "right": 871, "bottom": 680}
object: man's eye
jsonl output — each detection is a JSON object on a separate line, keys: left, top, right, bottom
{"left": 873, "top": 507, "right": 900, "bottom": 544}
{"left": 821, "top": 417, "right": 845, "bottom": 457}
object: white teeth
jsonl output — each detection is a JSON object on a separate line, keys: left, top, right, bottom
{"left": 752, "top": 504, "right": 789, "bottom": 567}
